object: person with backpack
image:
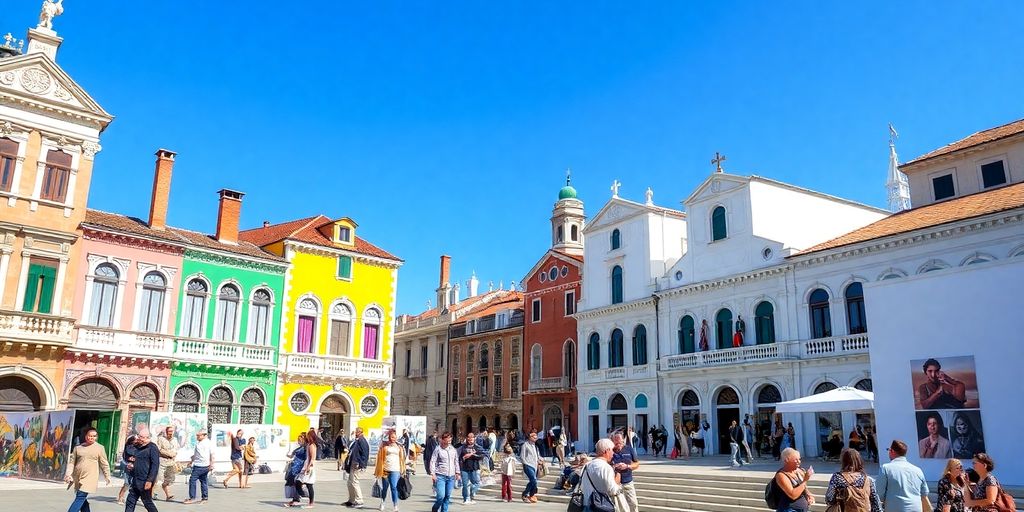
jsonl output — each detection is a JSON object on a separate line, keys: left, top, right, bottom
{"left": 770, "top": 448, "right": 816, "bottom": 512}
{"left": 825, "top": 448, "right": 882, "bottom": 512}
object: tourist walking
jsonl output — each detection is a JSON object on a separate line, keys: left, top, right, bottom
{"left": 430, "top": 432, "right": 461, "bottom": 512}
{"left": 964, "top": 453, "right": 1005, "bottom": 511}
{"left": 772, "top": 420, "right": 784, "bottom": 460}
{"left": 936, "top": 458, "right": 967, "bottom": 512}
{"left": 335, "top": 430, "right": 350, "bottom": 471}
{"left": 458, "top": 431, "right": 484, "bottom": 504}
{"left": 344, "top": 428, "right": 370, "bottom": 508}
{"left": 499, "top": 444, "right": 516, "bottom": 502}
{"left": 729, "top": 420, "right": 746, "bottom": 467}
{"left": 691, "top": 423, "right": 705, "bottom": 457}
{"left": 374, "top": 430, "right": 407, "bottom": 512}
{"left": 825, "top": 448, "right": 881, "bottom": 512}
{"left": 64, "top": 427, "right": 111, "bottom": 512}
{"left": 184, "top": 430, "right": 214, "bottom": 505}
{"left": 124, "top": 431, "right": 161, "bottom": 512}
{"left": 742, "top": 417, "right": 755, "bottom": 463}
{"left": 488, "top": 428, "right": 498, "bottom": 471}
{"left": 520, "top": 431, "right": 541, "bottom": 503}
{"left": 581, "top": 439, "right": 623, "bottom": 512}
{"left": 117, "top": 434, "right": 137, "bottom": 505}
{"left": 876, "top": 440, "right": 930, "bottom": 512}
{"left": 555, "top": 428, "right": 568, "bottom": 466}
{"left": 243, "top": 436, "right": 257, "bottom": 487}
{"left": 222, "top": 429, "right": 246, "bottom": 488}
{"left": 287, "top": 428, "right": 318, "bottom": 508}
{"left": 774, "top": 448, "right": 816, "bottom": 512}
{"left": 154, "top": 426, "right": 178, "bottom": 502}
{"left": 611, "top": 432, "right": 640, "bottom": 512}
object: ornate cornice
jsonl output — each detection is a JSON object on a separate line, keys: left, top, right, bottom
{"left": 523, "top": 280, "right": 581, "bottom": 298}
{"left": 184, "top": 248, "right": 287, "bottom": 274}
{"left": 82, "top": 226, "right": 184, "bottom": 256}
{"left": 280, "top": 372, "right": 392, "bottom": 390}
{"left": 656, "top": 265, "right": 790, "bottom": 299}
{"left": 792, "top": 210, "right": 1024, "bottom": 267}
{"left": 574, "top": 297, "right": 656, "bottom": 320}
{"left": 286, "top": 240, "right": 402, "bottom": 269}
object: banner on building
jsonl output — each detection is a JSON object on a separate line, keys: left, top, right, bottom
{"left": 910, "top": 355, "right": 986, "bottom": 460}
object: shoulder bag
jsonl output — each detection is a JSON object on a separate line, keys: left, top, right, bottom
{"left": 567, "top": 479, "right": 584, "bottom": 512}
{"left": 398, "top": 471, "right": 412, "bottom": 500}
{"left": 583, "top": 464, "right": 616, "bottom": 512}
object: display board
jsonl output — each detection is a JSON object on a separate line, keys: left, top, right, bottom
{"left": 0, "top": 410, "right": 74, "bottom": 481}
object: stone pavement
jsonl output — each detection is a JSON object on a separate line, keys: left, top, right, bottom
{"left": 0, "top": 460, "right": 566, "bottom": 511}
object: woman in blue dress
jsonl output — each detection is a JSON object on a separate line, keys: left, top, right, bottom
{"left": 284, "top": 432, "right": 308, "bottom": 507}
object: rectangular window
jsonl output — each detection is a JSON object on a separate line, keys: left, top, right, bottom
{"left": 214, "top": 298, "right": 239, "bottom": 341}
{"left": 338, "top": 227, "right": 351, "bottom": 242}
{"left": 21, "top": 260, "right": 57, "bottom": 314}
{"left": 420, "top": 345, "right": 428, "bottom": 370}
{"left": 480, "top": 376, "right": 488, "bottom": 398}
{"left": 564, "top": 290, "right": 576, "bottom": 316}
{"left": 329, "top": 319, "right": 350, "bottom": 356}
{"left": 932, "top": 173, "right": 955, "bottom": 201}
{"left": 494, "top": 375, "right": 502, "bottom": 399}
{"left": 337, "top": 256, "right": 352, "bottom": 279}
{"left": 0, "top": 137, "right": 17, "bottom": 193}
{"left": 405, "top": 348, "right": 411, "bottom": 377}
{"left": 436, "top": 391, "right": 441, "bottom": 406}
{"left": 980, "top": 160, "right": 1007, "bottom": 189}
{"left": 510, "top": 373, "right": 519, "bottom": 396}
{"left": 438, "top": 342, "right": 445, "bottom": 369}
{"left": 297, "top": 315, "right": 316, "bottom": 353}
{"left": 40, "top": 150, "right": 72, "bottom": 202}
{"left": 250, "top": 302, "right": 270, "bottom": 344}
{"left": 182, "top": 293, "right": 206, "bottom": 338}
{"left": 87, "top": 278, "right": 118, "bottom": 328}
{"left": 139, "top": 287, "right": 166, "bottom": 333}
{"left": 531, "top": 298, "right": 541, "bottom": 323}
{"left": 466, "top": 377, "right": 473, "bottom": 396}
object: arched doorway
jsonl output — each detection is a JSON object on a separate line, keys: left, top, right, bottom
{"left": 464, "top": 415, "right": 472, "bottom": 435}
{"left": 543, "top": 404, "right": 563, "bottom": 433}
{"left": 508, "top": 414, "right": 519, "bottom": 432}
{"left": 493, "top": 414, "right": 501, "bottom": 430}
{"left": 714, "top": 387, "right": 740, "bottom": 454}
{"left": 755, "top": 384, "right": 782, "bottom": 455}
{"left": 678, "top": 390, "right": 700, "bottom": 436}
{"left": 0, "top": 375, "right": 42, "bottom": 411}
{"left": 477, "top": 416, "right": 487, "bottom": 433}
{"left": 608, "top": 393, "right": 628, "bottom": 434}
{"left": 68, "top": 378, "right": 121, "bottom": 465}
{"left": 319, "top": 394, "right": 349, "bottom": 442}
{"left": 813, "top": 381, "right": 841, "bottom": 453}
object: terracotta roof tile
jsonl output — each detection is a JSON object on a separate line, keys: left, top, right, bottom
{"left": 168, "top": 227, "right": 285, "bottom": 262}
{"left": 552, "top": 250, "right": 584, "bottom": 263}
{"left": 404, "top": 289, "right": 513, "bottom": 321}
{"left": 239, "top": 215, "right": 402, "bottom": 262}
{"left": 798, "top": 182, "right": 1024, "bottom": 255}
{"left": 457, "top": 291, "right": 524, "bottom": 322}
{"left": 902, "top": 118, "right": 1024, "bottom": 168}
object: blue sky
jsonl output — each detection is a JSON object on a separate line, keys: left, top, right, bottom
{"left": 6, "top": 1, "right": 1022, "bottom": 315}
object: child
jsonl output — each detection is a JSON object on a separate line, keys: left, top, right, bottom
{"left": 499, "top": 444, "right": 516, "bottom": 503}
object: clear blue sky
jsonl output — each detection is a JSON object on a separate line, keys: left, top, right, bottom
{"left": 7, "top": 1, "right": 1022, "bottom": 315}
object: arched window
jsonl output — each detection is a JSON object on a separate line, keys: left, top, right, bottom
{"left": 530, "top": 344, "right": 542, "bottom": 380}
{"left": 814, "top": 381, "right": 838, "bottom": 394}
{"left": 467, "top": 344, "right": 476, "bottom": 372}
{"left": 563, "top": 341, "right": 576, "bottom": 385}
{"left": 754, "top": 301, "right": 775, "bottom": 344}
{"left": 680, "top": 390, "right": 699, "bottom": 407}
{"left": 362, "top": 307, "right": 382, "bottom": 359}
{"left": 609, "top": 393, "right": 628, "bottom": 410}
{"left": 711, "top": 206, "right": 727, "bottom": 241}
{"left": 0, "top": 137, "right": 19, "bottom": 193}
{"left": 854, "top": 379, "right": 873, "bottom": 392}
{"left": 610, "top": 229, "right": 621, "bottom": 250}
{"left": 678, "top": 315, "right": 695, "bottom": 354}
{"left": 611, "top": 265, "right": 623, "bottom": 304}
{"left": 87, "top": 263, "right": 119, "bottom": 327}
{"left": 557, "top": 225, "right": 564, "bottom": 243}
{"left": 182, "top": 279, "right": 209, "bottom": 338}
{"left": 570, "top": 225, "right": 579, "bottom": 242}
{"left": 137, "top": 271, "right": 166, "bottom": 333}
{"left": 809, "top": 288, "right": 832, "bottom": 338}
{"left": 295, "top": 298, "right": 318, "bottom": 353}
{"left": 480, "top": 344, "right": 490, "bottom": 371}
{"left": 715, "top": 308, "right": 733, "bottom": 349}
{"left": 239, "top": 388, "right": 265, "bottom": 424}
{"left": 452, "top": 347, "right": 461, "bottom": 372}
{"left": 214, "top": 284, "right": 241, "bottom": 341}
{"left": 717, "top": 387, "right": 739, "bottom": 405}
{"left": 587, "top": 333, "right": 600, "bottom": 370}
{"left": 757, "top": 385, "right": 782, "bottom": 405}
{"left": 493, "top": 340, "right": 502, "bottom": 368}
{"left": 250, "top": 288, "right": 273, "bottom": 345}
{"left": 208, "top": 386, "right": 233, "bottom": 424}
{"left": 609, "top": 328, "right": 624, "bottom": 368}
{"left": 632, "top": 324, "right": 648, "bottom": 365}
{"left": 172, "top": 384, "right": 201, "bottom": 413}
{"left": 844, "top": 282, "right": 867, "bottom": 334}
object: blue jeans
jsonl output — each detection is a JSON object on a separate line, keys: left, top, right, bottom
{"left": 460, "top": 469, "right": 480, "bottom": 501}
{"left": 67, "top": 490, "right": 90, "bottom": 512}
{"left": 189, "top": 465, "right": 210, "bottom": 500}
{"left": 522, "top": 464, "right": 538, "bottom": 498}
{"left": 432, "top": 474, "right": 456, "bottom": 512}
{"left": 381, "top": 471, "right": 401, "bottom": 505}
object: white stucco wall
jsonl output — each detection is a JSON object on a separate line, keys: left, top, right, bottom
{"left": 902, "top": 139, "right": 1024, "bottom": 208}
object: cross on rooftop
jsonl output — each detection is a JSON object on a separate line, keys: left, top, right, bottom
{"left": 711, "top": 152, "right": 727, "bottom": 173}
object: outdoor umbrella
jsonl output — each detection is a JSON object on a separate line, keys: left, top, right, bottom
{"left": 774, "top": 386, "right": 874, "bottom": 413}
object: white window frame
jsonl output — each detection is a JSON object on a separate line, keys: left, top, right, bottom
{"left": 294, "top": 294, "right": 322, "bottom": 354}
{"left": 361, "top": 305, "right": 383, "bottom": 360}
{"left": 976, "top": 155, "right": 1009, "bottom": 190}
{"left": 531, "top": 298, "right": 542, "bottom": 323}
{"left": 30, "top": 138, "right": 82, "bottom": 218}
{"left": 0, "top": 130, "right": 29, "bottom": 207}
{"left": 530, "top": 344, "right": 542, "bottom": 381}
{"left": 564, "top": 290, "right": 576, "bottom": 316}
{"left": 180, "top": 275, "right": 212, "bottom": 339}
{"left": 132, "top": 264, "right": 176, "bottom": 334}
{"left": 213, "top": 281, "right": 243, "bottom": 342}
{"left": 327, "top": 299, "right": 355, "bottom": 356}
{"left": 247, "top": 286, "right": 276, "bottom": 345}
{"left": 82, "top": 255, "right": 129, "bottom": 330}
{"left": 928, "top": 168, "right": 958, "bottom": 202}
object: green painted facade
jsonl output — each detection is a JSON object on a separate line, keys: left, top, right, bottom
{"left": 170, "top": 248, "right": 287, "bottom": 424}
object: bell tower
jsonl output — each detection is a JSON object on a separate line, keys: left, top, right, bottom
{"left": 551, "top": 170, "right": 585, "bottom": 255}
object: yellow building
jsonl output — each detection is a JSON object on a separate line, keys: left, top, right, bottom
{"left": 239, "top": 216, "right": 401, "bottom": 439}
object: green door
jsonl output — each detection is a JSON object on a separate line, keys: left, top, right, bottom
{"left": 95, "top": 410, "right": 121, "bottom": 470}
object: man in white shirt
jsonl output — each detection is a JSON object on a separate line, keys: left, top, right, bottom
{"left": 183, "top": 431, "right": 214, "bottom": 505}
{"left": 581, "top": 438, "right": 622, "bottom": 511}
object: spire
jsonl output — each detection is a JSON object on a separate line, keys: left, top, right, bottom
{"left": 886, "top": 124, "right": 911, "bottom": 212}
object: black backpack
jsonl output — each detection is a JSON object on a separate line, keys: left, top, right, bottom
{"left": 764, "top": 472, "right": 782, "bottom": 510}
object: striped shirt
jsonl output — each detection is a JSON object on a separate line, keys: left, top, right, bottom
{"left": 430, "top": 445, "right": 460, "bottom": 477}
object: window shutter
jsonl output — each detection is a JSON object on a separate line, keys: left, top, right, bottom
{"left": 21, "top": 264, "right": 42, "bottom": 312}
{"left": 36, "top": 264, "right": 56, "bottom": 314}
{"left": 338, "top": 256, "right": 352, "bottom": 279}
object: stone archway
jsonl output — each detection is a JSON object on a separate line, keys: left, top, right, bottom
{"left": 68, "top": 378, "right": 119, "bottom": 410}
{"left": 543, "top": 404, "right": 564, "bottom": 432}
{"left": 0, "top": 375, "right": 42, "bottom": 411}
{"left": 714, "top": 386, "right": 740, "bottom": 454}
{"left": 319, "top": 394, "right": 350, "bottom": 443}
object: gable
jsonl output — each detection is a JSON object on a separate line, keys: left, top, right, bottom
{"left": 584, "top": 198, "right": 653, "bottom": 234}
{"left": 684, "top": 173, "right": 749, "bottom": 206}
{"left": 0, "top": 53, "right": 112, "bottom": 128}
{"left": 522, "top": 250, "right": 583, "bottom": 288}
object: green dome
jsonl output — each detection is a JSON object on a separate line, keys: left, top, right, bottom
{"left": 558, "top": 185, "right": 577, "bottom": 200}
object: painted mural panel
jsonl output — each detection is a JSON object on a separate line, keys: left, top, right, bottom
{"left": 0, "top": 410, "right": 74, "bottom": 481}
{"left": 210, "top": 423, "right": 290, "bottom": 468}
{"left": 148, "top": 412, "right": 208, "bottom": 463}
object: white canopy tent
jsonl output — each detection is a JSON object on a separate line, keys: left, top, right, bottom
{"left": 774, "top": 386, "right": 874, "bottom": 413}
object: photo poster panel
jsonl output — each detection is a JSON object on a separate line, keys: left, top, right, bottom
{"left": 129, "top": 411, "right": 152, "bottom": 438}
{"left": 149, "top": 412, "right": 208, "bottom": 462}
{"left": 910, "top": 355, "right": 985, "bottom": 460}
{"left": 211, "top": 423, "right": 290, "bottom": 464}
{"left": 382, "top": 416, "right": 427, "bottom": 447}
{"left": 0, "top": 410, "right": 74, "bottom": 481}
{"left": 367, "top": 428, "right": 384, "bottom": 455}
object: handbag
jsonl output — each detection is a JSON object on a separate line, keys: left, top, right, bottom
{"left": 371, "top": 479, "right": 383, "bottom": 499}
{"left": 537, "top": 463, "right": 547, "bottom": 478}
{"left": 993, "top": 484, "right": 1016, "bottom": 512}
{"left": 297, "top": 468, "right": 316, "bottom": 485}
{"left": 583, "top": 464, "right": 616, "bottom": 512}
{"left": 398, "top": 472, "right": 412, "bottom": 500}
{"left": 567, "top": 482, "right": 584, "bottom": 512}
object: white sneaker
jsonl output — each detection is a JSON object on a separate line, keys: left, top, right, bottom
{"left": 379, "top": 502, "right": 386, "bottom": 511}
{"left": 463, "top": 500, "right": 470, "bottom": 505}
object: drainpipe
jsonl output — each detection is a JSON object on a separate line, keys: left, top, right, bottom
{"left": 653, "top": 294, "right": 663, "bottom": 428}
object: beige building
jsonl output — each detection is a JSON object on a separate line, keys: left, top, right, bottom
{"left": 0, "top": 21, "right": 113, "bottom": 411}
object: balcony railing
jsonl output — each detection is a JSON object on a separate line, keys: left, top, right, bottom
{"left": 175, "top": 337, "right": 276, "bottom": 368}
{"left": 75, "top": 326, "right": 173, "bottom": 358}
{"left": 407, "top": 368, "right": 429, "bottom": 379}
{"left": 0, "top": 310, "right": 74, "bottom": 346}
{"left": 802, "top": 334, "right": 869, "bottom": 358}
{"left": 528, "top": 376, "right": 570, "bottom": 391}
{"left": 662, "top": 342, "right": 790, "bottom": 371}
{"left": 283, "top": 353, "right": 391, "bottom": 381}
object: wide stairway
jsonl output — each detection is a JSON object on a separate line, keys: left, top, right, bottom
{"left": 475, "top": 461, "right": 1024, "bottom": 512}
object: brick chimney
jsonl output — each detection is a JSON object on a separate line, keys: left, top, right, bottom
{"left": 215, "top": 189, "right": 245, "bottom": 244}
{"left": 439, "top": 255, "right": 451, "bottom": 287}
{"left": 148, "top": 149, "right": 176, "bottom": 230}
{"left": 436, "top": 255, "right": 452, "bottom": 311}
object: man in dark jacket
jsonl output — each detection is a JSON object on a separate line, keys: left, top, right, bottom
{"left": 125, "top": 431, "right": 161, "bottom": 512}
{"left": 335, "top": 429, "right": 349, "bottom": 471}
{"left": 423, "top": 431, "right": 438, "bottom": 476}
{"left": 728, "top": 420, "right": 746, "bottom": 467}
{"left": 457, "top": 432, "right": 484, "bottom": 504}
{"left": 343, "top": 428, "right": 370, "bottom": 508}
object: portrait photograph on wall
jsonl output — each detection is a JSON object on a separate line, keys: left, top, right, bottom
{"left": 911, "top": 356, "right": 980, "bottom": 410}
